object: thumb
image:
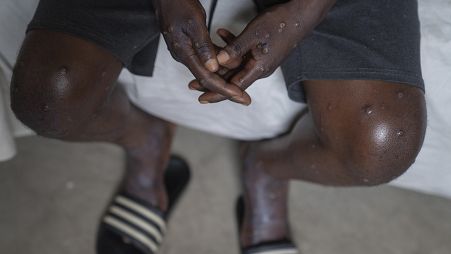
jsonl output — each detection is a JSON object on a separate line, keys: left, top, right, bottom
{"left": 190, "top": 24, "right": 220, "bottom": 72}
{"left": 217, "top": 29, "right": 255, "bottom": 69}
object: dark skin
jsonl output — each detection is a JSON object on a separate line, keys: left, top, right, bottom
{"left": 11, "top": 31, "right": 174, "bottom": 211}
{"left": 10, "top": 0, "right": 427, "bottom": 250}
{"left": 190, "top": 0, "right": 336, "bottom": 104}
{"left": 239, "top": 80, "right": 426, "bottom": 246}
{"left": 153, "top": 0, "right": 251, "bottom": 105}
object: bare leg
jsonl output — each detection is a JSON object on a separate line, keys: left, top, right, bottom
{"left": 240, "top": 152, "right": 290, "bottom": 247}
{"left": 11, "top": 30, "right": 174, "bottom": 211}
{"left": 240, "top": 80, "right": 426, "bottom": 247}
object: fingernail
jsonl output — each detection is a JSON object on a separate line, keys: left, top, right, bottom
{"left": 232, "top": 96, "right": 250, "bottom": 106}
{"left": 188, "top": 82, "right": 198, "bottom": 90}
{"left": 200, "top": 100, "right": 209, "bottom": 104}
{"left": 188, "top": 83, "right": 196, "bottom": 90}
{"left": 205, "top": 59, "right": 219, "bottom": 72}
{"left": 217, "top": 51, "right": 230, "bottom": 64}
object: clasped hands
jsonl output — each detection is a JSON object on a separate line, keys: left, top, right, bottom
{"left": 154, "top": 0, "right": 314, "bottom": 106}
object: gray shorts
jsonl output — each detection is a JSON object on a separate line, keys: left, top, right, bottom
{"left": 28, "top": 0, "right": 424, "bottom": 103}
{"left": 276, "top": 0, "right": 425, "bottom": 102}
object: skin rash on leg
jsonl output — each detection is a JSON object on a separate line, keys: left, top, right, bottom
{"left": 239, "top": 80, "right": 426, "bottom": 246}
{"left": 244, "top": 80, "right": 426, "bottom": 186}
{"left": 11, "top": 30, "right": 176, "bottom": 211}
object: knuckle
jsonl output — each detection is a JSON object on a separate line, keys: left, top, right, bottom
{"left": 162, "top": 24, "right": 176, "bottom": 35}
{"left": 168, "top": 39, "right": 192, "bottom": 58}
{"left": 204, "top": 73, "right": 216, "bottom": 83}
{"left": 229, "top": 42, "right": 242, "bottom": 57}
{"left": 195, "top": 42, "right": 213, "bottom": 57}
{"left": 255, "top": 64, "right": 271, "bottom": 78}
{"left": 198, "top": 77, "right": 213, "bottom": 89}
{"left": 194, "top": 41, "right": 210, "bottom": 50}
{"left": 262, "top": 68, "right": 276, "bottom": 78}
{"left": 184, "top": 16, "right": 205, "bottom": 33}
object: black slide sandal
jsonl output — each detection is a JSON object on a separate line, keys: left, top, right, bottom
{"left": 96, "top": 155, "right": 191, "bottom": 254}
{"left": 236, "top": 196, "right": 300, "bottom": 254}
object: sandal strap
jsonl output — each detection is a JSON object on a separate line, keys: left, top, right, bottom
{"left": 243, "top": 241, "right": 299, "bottom": 254}
{"left": 102, "top": 194, "right": 167, "bottom": 253}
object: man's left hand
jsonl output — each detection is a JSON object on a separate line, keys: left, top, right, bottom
{"left": 190, "top": 0, "right": 336, "bottom": 104}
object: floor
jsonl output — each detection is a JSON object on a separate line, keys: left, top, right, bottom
{"left": 1, "top": 127, "right": 450, "bottom": 254}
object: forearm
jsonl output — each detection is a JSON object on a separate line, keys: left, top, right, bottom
{"left": 286, "top": 0, "right": 336, "bottom": 41}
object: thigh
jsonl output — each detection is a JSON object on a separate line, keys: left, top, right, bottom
{"left": 28, "top": 0, "right": 160, "bottom": 75}
{"left": 281, "top": 0, "right": 423, "bottom": 103}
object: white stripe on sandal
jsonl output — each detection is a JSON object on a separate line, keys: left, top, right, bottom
{"left": 103, "top": 216, "right": 159, "bottom": 253}
{"left": 115, "top": 196, "right": 166, "bottom": 232}
{"left": 250, "top": 249, "right": 299, "bottom": 254}
{"left": 109, "top": 205, "right": 163, "bottom": 243}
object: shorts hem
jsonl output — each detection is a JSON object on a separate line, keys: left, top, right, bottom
{"left": 285, "top": 69, "right": 425, "bottom": 103}
{"left": 26, "top": 20, "right": 158, "bottom": 69}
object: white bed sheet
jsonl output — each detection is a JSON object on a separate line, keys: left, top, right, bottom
{"left": 0, "top": 0, "right": 450, "bottom": 199}
{"left": 391, "top": 0, "right": 451, "bottom": 196}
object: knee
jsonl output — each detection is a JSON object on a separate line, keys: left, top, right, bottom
{"left": 11, "top": 64, "right": 87, "bottom": 138}
{"left": 338, "top": 113, "right": 426, "bottom": 186}
{"left": 329, "top": 99, "right": 426, "bottom": 186}
{"left": 305, "top": 80, "right": 427, "bottom": 186}
{"left": 10, "top": 31, "right": 123, "bottom": 139}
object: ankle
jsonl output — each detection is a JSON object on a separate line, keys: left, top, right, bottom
{"left": 241, "top": 213, "right": 291, "bottom": 247}
{"left": 123, "top": 172, "right": 168, "bottom": 211}
{"left": 122, "top": 151, "right": 171, "bottom": 211}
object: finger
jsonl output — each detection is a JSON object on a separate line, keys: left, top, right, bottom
{"left": 199, "top": 59, "right": 262, "bottom": 104}
{"left": 189, "top": 77, "right": 251, "bottom": 104}
{"left": 189, "top": 26, "right": 219, "bottom": 72}
{"left": 198, "top": 88, "right": 251, "bottom": 105}
{"left": 217, "top": 66, "right": 230, "bottom": 76}
{"left": 217, "top": 28, "right": 236, "bottom": 44}
{"left": 217, "top": 29, "right": 256, "bottom": 69}
{"left": 199, "top": 90, "right": 252, "bottom": 105}
{"left": 181, "top": 45, "right": 245, "bottom": 99}
{"left": 188, "top": 65, "right": 234, "bottom": 92}
{"left": 188, "top": 80, "right": 206, "bottom": 91}
{"left": 229, "top": 58, "right": 263, "bottom": 91}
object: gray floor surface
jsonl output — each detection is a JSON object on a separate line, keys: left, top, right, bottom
{"left": 1, "top": 127, "right": 450, "bottom": 254}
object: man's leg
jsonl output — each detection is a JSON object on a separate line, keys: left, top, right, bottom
{"left": 11, "top": 30, "right": 174, "bottom": 211}
{"left": 240, "top": 80, "right": 426, "bottom": 247}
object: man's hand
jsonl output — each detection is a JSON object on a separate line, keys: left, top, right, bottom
{"left": 153, "top": 0, "right": 251, "bottom": 105}
{"left": 190, "top": 0, "right": 336, "bottom": 104}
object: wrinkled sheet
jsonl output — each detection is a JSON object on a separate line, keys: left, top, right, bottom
{"left": 0, "top": 0, "right": 450, "bottom": 199}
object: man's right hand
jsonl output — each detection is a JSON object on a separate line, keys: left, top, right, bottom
{"left": 153, "top": 0, "right": 251, "bottom": 105}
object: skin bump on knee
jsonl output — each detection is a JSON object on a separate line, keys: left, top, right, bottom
{"left": 10, "top": 66, "right": 82, "bottom": 138}
{"left": 343, "top": 121, "right": 424, "bottom": 186}
{"left": 336, "top": 91, "right": 426, "bottom": 186}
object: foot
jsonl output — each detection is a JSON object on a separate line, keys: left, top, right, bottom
{"left": 240, "top": 142, "right": 292, "bottom": 248}
{"left": 97, "top": 155, "right": 191, "bottom": 254}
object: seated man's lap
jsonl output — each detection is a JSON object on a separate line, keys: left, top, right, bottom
{"left": 282, "top": 0, "right": 424, "bottom": 103}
